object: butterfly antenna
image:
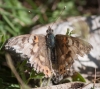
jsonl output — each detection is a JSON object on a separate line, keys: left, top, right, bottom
{"left": 50, "top": 6, "right": 66, "bottom": 28}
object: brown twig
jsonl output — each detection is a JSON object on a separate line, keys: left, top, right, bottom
{"left": 93, "top": 68, "right": 96, "bottom": 88}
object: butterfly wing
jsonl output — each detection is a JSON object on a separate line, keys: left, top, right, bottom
{"left": 5, "top": 34, "right": 52, "bottom": 77}
{"left": 55, "top": 34, "right": 93, "bottom": 75}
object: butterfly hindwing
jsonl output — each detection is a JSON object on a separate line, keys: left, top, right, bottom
{"left": 5, "top": 34, "right": 52, "bottom": 77}
{"left": 55, "top": 34, "right": 93, "bottom": 75}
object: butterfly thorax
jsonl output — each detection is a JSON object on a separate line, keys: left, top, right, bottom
{"left": 46, "top": 26, "right": 55, "bottom": 49}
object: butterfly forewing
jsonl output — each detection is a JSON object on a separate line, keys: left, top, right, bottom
{"left": 5, "top": 34, "right": 52, "bottom": 77}
{"left": 55, "top": 34, "right": 93, "bottom": 75}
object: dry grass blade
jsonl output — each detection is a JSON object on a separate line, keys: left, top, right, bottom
{"left": 5, "top": 53, "right": 30, "bottom": 89}
{"left": 93, "top": 68, "right": 96, "bottom": 88}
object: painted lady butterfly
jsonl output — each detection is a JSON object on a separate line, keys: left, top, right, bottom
{"left": 4, "top": 26, "right": 93, "bottom": 79}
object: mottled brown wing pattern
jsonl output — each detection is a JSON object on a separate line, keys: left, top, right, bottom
{"left": 4, "top": 33, "right": 93, "bottom": 78}
{"left": 5, "top": 34, "right": 52, "bottom": 77}
{"left": 55, "top": 34, "right": 93, "bottom": 75}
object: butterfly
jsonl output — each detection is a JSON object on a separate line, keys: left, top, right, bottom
{"left": 4, "top": 26, "right": 93, "bottom": 79}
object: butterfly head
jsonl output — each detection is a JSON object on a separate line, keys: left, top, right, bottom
{"left": 46, "top": 26, "right": 53, "bottom": 34}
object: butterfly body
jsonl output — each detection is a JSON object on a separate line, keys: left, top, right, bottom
{"left": 46, "top": 26, "right": 56, "bottom": 63}
{"left": 4, "top": 27, "right": 93, "bottom": 80}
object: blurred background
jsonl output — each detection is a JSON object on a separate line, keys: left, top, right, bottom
{"left": 0, "top": 0, "right": 99, "bottom": 36}
{"left": 0, "top": 0, "right": 100, "bottom": 88}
